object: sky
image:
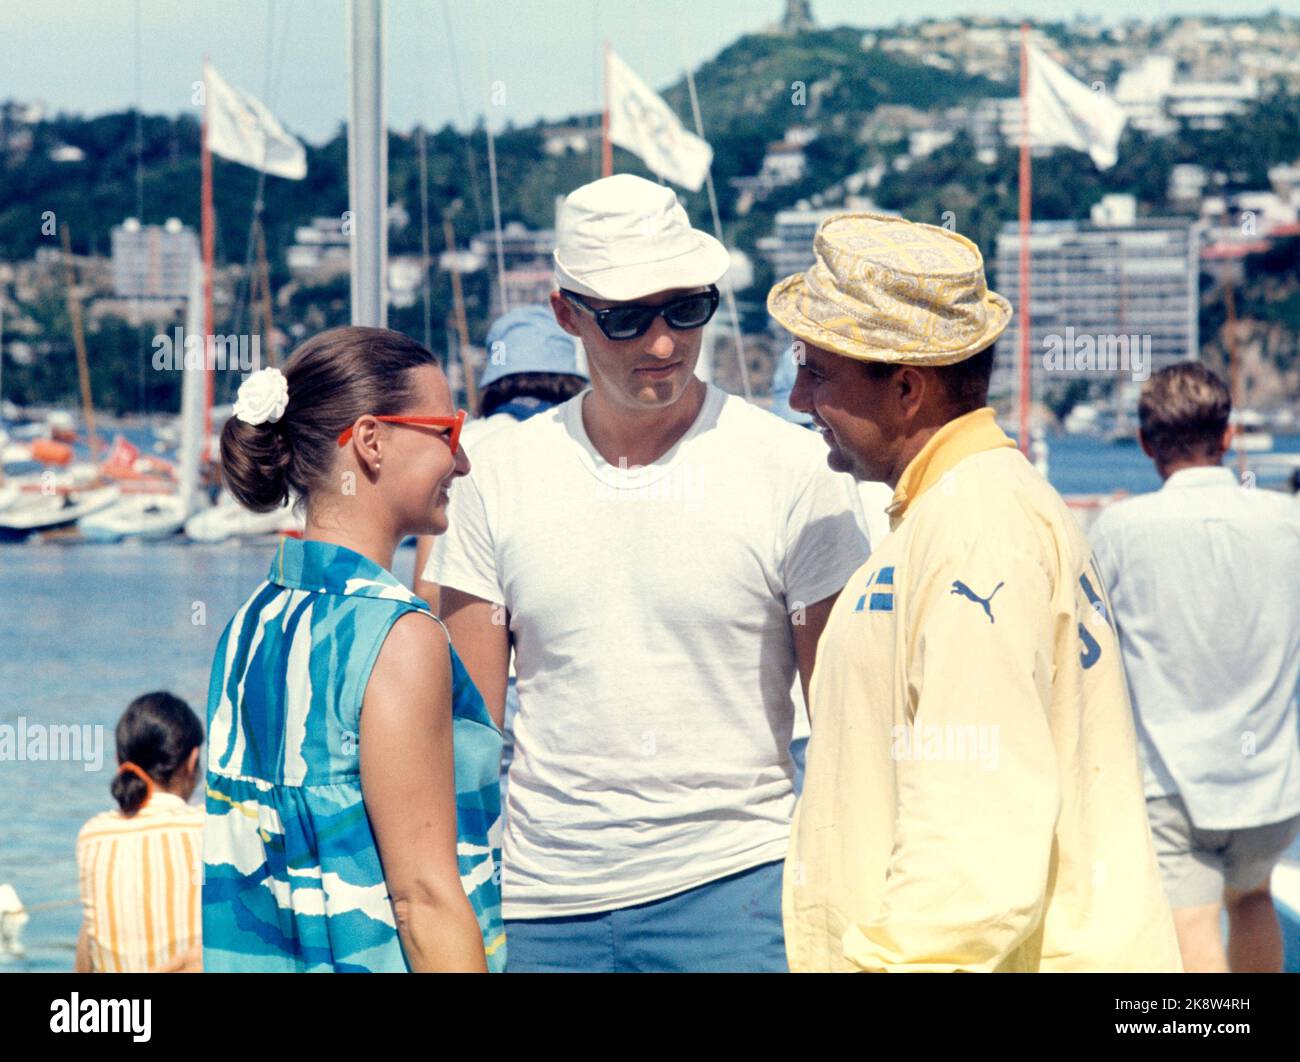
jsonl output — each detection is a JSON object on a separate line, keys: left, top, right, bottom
{"left": 0, "top": 0, "right": 1273, "bottom": 144}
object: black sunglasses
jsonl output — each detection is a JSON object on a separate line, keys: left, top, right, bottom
{"left": 561, "top": 286, "right": 720, "bottom": 341}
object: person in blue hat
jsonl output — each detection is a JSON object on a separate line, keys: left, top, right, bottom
{"left": 414, "top": 305, "right": 587, "bottom": 808}
{"left": 474, "top": 305, "right": 591, "bottom": 429}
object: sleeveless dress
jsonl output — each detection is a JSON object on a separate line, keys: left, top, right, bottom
{"left": 201, "top": 536, "right": 505, "bottom": 972}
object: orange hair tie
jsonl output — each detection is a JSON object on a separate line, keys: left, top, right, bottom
{"left": 118, "top": 761, "right": 156, "bottom": 807}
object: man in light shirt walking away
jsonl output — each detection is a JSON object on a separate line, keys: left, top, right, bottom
{"left": 425, "top": 174, "right": 869, "bottom": 972}
{"left": 1090, "top": 363, "right": 1300, "bottom": 973}
{"left": 770, "top": 211, "right": 1181, "bottom": 972}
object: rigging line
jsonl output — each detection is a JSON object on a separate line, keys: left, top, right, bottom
{"left": 232, "top": 0, "right": 292, "bottom": 348}
{"left": 418, "top": 127, "right": 433, "bottom": 352}
{"left": 418, "top": 5, "right": 436, "bottom": 355}
{"left": 591, "top": 0, "right": 602, "bottom": 180}
{"left": 629, "top": 3, "right": 665, "bottom": 186}
{"left": 133, "top": 0, "right": 144, "bottom": 222}
{"left": 440, "top": 0, "right": 488, "bottom": 236}
{"left": 681, "top": 26, "right": 751, "bottom": 401}
{"left": 133, "top": 0, "right": 146, "bottom": 413}
{"left": 479, "top": 30, "right": 508, "bottom": 316}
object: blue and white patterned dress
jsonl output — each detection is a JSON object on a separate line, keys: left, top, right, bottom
{"left": 202, "top": 537, "right": 505, "bottom": 972}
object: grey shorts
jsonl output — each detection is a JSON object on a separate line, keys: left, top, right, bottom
{"left": 1147, "top": 794, "right": 1300, "bottom": 909}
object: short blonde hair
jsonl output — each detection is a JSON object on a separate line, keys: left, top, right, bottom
{"left": 1138, "top": 363, "right": 1231, "bottom": 465}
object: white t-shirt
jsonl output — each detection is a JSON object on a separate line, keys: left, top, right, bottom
{"left": 791, "top": 478, "right": 894, "bottom": 744}
{"left": 458, "top": 411, "right": 519, "bottom": 454}
{"left": 426, "top": 383, "right": 870, "bottom": 918}
{"left": 857, "top": 480, "right": 895, "bottom": 556}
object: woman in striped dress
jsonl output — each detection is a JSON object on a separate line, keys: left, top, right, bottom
{"left": 75, "top": 691, "right": 205, "bottom": 972}
{"left": 202, "top": 327, "right": 504, "bottom": 972}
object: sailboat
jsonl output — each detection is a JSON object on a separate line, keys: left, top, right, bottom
{"left": 79, "top": 256, "right": 206, "bottom": 542}
{"left": 0, "top": 232, "right": 123, "bottom": 539}
{"left": 0, "top": 483, "right": 120, "bottom": 540}
{"left": 184, "top": 491, "right": 303, "bottom": 543}
{"left": 79, "top": 491, "right": 188, "bottom": 542}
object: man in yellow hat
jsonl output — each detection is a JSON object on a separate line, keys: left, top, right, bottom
{"left": 768, "top": 212, "right": 1182, "bottom": 972}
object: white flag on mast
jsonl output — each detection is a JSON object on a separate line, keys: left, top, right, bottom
{"left": 606, "top": 49, "right": 711, "bottom": 192}
{"left": 204, "top": 62, "right": 307, "bottom": 180}
{"left": 1026, "top": 42, "right": 1126, "bottom": 170}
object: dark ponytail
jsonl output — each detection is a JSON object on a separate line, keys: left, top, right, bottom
{"left": 110, "top": 692, "right": 204, "bottom": 816}
{"left": 221, "top": 417, "right": 294, "bottom": 513}
{"left": 220, "top": 326, "right": 438, "bottom": 513}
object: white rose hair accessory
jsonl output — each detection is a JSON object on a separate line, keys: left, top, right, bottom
{"left": 233, "top": 367, "right": 290, "bottom": 426}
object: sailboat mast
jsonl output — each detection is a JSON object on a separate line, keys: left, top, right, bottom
{"left": 347, "top": 0, "right": 387, "bottom": 327}
{"left": 60, "top": 227, "right": 100, "bottom": 459}
{"left": 178, "top": 255, "right": 207, "bottom": 510}
{"left": 1114, "top": 241, "right": 1127, "bottom": 435}
{"left": 443, "top": 213, "right": 479, "bottom": 416}
{"left": 254, "top": 222, "right": 276, "bottom": 367}
{"left": 1224, "top": 278, "right": 1247, "bottom": 477}
{"left": 601, "top": 39, "right": 612, "bottom": 178}
{"left": 1017, "top": 22, "right": 1032, "bottom": 457}
{"left": 201, "top": 60, "right": 216, "bottom": 451}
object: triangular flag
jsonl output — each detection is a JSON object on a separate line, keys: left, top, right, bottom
{"left": 1027, "top": 42, "right": 1127, "bottom": 170}
{"left": 606, "top": 49, "right": 711, "bottom": 192}
{"left": 204, "top": 62, "right": 307, "bottom": 180}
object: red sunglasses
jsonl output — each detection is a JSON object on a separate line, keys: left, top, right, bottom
{"left": 337, "top": 410, "right": 466, "bottom": 454}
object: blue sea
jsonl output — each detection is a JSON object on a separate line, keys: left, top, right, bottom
{"left": 1, "top": 434, "right": 1298, "bottom": 971}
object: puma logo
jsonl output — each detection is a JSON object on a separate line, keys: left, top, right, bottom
{"left": 950, "top": 580, "right": 1004, "bottom": 623}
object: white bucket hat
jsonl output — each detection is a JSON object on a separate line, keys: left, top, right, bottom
{"left": 553, "top": 174, "right": 730, "bottom": 301}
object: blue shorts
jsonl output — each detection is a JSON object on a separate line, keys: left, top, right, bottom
{"left": 504, "top": 859, "right": 788, "bottom": 973}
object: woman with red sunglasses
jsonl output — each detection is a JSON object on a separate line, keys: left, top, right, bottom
{"left": 202, "top": 325, "right": 504, "bottom": 972}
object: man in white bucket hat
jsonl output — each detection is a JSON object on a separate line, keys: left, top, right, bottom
{"left": 770, "top": 211, "right": 1182, "bottom": 972}
{"left": 427, "top": 173, "right": 870, "bottom": 971}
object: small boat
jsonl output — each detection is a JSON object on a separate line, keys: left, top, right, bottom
{"left": 0, "top": 484, "right": 120, "bottom": 539}
{"left": 1062, "top": 402, "right": 1103, "bottom": 437}
{"left": 1229, "top": 410, "right": 1274, "bottom": 453}
{"left": 1, "top": 440, "right": 33, "bottom": 466}
{"left": 7, "top": 461, "right": 103, "bottom": 493}
{"left": 8, "top": 421, "right": 44, "bottom": 442}
{"left": 30, "top": 437, "right": 74, "bottom": 466}
{"left": 184, "top": 492, "right": 303, "bottom": 543}
{"left": 0, "top": 882, "right": 27, "bottom": 963}
{"left": 79, "top": 492, "right": 189, "bottom": 542}
{"left": 1229, "top": 429, "right": 1274, "bottom": 453}
{"left": 99, "top": 434, "right": 177, "bottom": 484}
{"left": 46, "top": 410, "right": 76, "bottom": 443}
{"left": 1274, "top": 860, "right": 1300, "bottom": 974}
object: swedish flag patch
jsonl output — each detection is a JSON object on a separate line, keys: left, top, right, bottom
{"left": 853, "top": 566, "right": 895, "bottom": 613}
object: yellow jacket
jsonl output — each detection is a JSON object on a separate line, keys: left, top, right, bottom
{"left": 784, "top": 408, "right": 1181, "bottom": 972}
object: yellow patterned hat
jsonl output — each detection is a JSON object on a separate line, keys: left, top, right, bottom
{"left": 766, "top": 212, "right": 1012, "bottom": 366}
